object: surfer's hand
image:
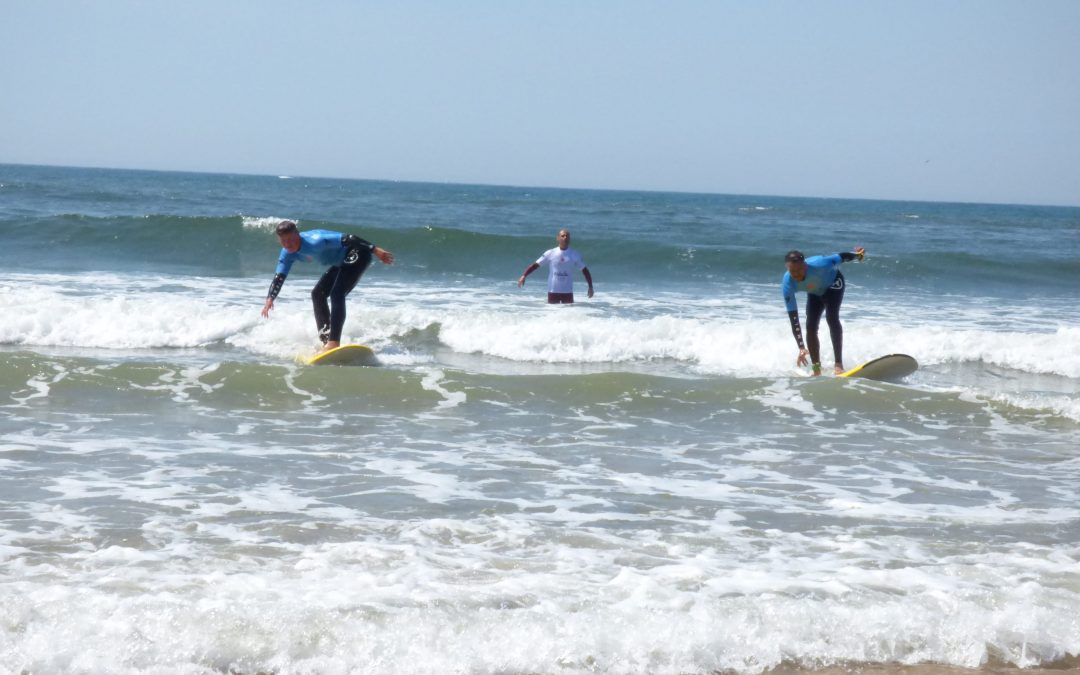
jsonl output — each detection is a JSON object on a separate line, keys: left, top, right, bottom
{"left": 517, "top": 276, "right": 526, "bottom": 288}
{"left": 261, "top": 298, "right": 274, "bottom": 318}
{"left": 854, "top": 246, "right": 865, "bottom": 261}
{"left": 374, "top": 247, "right": 394, "bottom": 265}
{"left": 587, "top": 285, "right": 594, "bottom": 298}
{"left": 796, "top": 349, "right": 809, "bottom": 367}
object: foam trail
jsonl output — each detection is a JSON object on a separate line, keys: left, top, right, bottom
{"left": 4, "top": 274, "right": 1080, "bottom": 381}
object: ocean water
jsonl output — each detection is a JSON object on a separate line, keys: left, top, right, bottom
{"left": 1, "top": 163, "right": 1078, "bottom": 674}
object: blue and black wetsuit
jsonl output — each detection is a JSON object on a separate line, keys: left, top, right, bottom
{"left": 782, "top": 252, "right": 861, "bottom": 368}
{"left": 267, "top": 230, "right": 375, "bottom": 343}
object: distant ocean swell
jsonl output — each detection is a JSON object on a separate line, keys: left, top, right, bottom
{"left": 4, "top": 214, "right": 806, "bottom": 281}
{"left": 6, "top": 214, "right": 1079, "bottom": 290}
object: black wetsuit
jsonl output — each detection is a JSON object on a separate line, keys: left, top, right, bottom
{"left": 782, "top": 252, "right": 860, "bottom": 368}
{"left": 268, "top": 231, "right": 374, "bottom": 343}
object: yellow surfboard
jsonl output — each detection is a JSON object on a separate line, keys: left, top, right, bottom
{"left": 301, "top": 344, "right": 377, "bottom": 366}
{"left": 838, "top": 354, "right": 918, "bottom": 382}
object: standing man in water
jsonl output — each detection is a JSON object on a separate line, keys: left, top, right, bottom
{"left": 261, "top": 220, "right": 394, "bottom": 353}
{"left": 518, "top": 228, "right": 594, "bottom": 304}
{"left": 782, "top": 247, "right": 865, "bottom": 375}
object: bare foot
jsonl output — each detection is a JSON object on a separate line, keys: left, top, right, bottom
{"left": 319, "top": 341, "right": 341, "bottom": 354}
{"left": 834, "top": 364, "right": 845, "bottom": 375}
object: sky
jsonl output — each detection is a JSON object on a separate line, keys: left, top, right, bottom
{"left": 2, "top": 1, "right": 1079, "bottom": 206}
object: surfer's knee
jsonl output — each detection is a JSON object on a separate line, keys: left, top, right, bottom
{"left": 329, "top": 290, "right": 349, "bottom": 307}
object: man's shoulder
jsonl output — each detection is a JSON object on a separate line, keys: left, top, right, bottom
{"left": 302, "top": 229, "right": 340, "bottom": 243}
{"left": 807, "top": 254, "right": 839, "bottom": 266}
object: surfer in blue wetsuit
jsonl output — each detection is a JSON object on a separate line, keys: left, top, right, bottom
{"left": 261, "top": 221, "right": 394, "bottom": 354}
{"left": 782, "top": 247, "right": 865, "bottom": 376}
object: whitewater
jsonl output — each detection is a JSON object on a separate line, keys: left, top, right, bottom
{"left": 1, "top": 164, "right": 1078, "bottom": 674}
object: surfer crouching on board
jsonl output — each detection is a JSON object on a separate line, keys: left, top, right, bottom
{"left": 782, "top": 247, "right": 865, "bottom": 375}
{"left": 518, "top": 228, "right": 594, "bottom": 304}
{"left": 261, "top": 221, "right": 394, "bottom": 354}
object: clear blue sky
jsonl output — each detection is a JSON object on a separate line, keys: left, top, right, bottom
{"left": 3, "top": 1, "right": 1078, "bottom": 206}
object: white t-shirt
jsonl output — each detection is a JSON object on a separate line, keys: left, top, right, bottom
{"left": 536, "top": 247, "right": 586, "bottom": 293}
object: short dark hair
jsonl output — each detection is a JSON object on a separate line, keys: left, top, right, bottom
{"left": 785, "top": 250, "right": 805, "bottom": 263}
{"left": 276, "top": 220, "right": 298, "bottom": 235}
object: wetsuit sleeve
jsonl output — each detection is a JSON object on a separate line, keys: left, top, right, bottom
{"left": 341, "top": 233, "right": 374, "bottom": 251}
{"left": 270, "top": 248, "right": 293, "bottom": 299}
{"left": 838, "top": 252, "right": 859, "bottom": 263}
{"left": 788, "top": 311, "right": 805, "bottom": 350}
{"left": 267, "top": 273, "right": 286, "bottom": 300}
{"left": 781, "top": 273, "right": 804, "bottom": 348}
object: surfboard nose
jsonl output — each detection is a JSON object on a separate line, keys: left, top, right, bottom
{"left": 302, "top": 344, "right": 378, "bottom": 366}
{"left": 839, "top": 354, "right": 919, "bottom": 382}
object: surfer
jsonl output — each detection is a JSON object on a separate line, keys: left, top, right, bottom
{"left": 782, "top": 247, "right": 865, "bottom": 375}
{"left": 518, "top": 229, "right": 594, "bottom": 304}
{"left": 261, "top": 221, "right": 394, "bottom": 353}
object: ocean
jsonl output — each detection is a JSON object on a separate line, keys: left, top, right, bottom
{"left": 1, "top": 163, "right": 1078, "bottom": 674}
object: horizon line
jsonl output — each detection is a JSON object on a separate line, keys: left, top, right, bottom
{"left": 2, "top": 160, "right": 1076, "bottom": 210}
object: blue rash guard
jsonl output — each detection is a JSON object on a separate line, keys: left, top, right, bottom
{"left": 265, "top": 227, "right": 377, "bottom": 344}
{"left": 782, "top": 251, "right": 860, "bottom": 358}
{"left": 267, "top": 230, "right": 374, "bottom": 302}
{"left": 781, "top": 254, "right": 844, "bottom": 313}
{"left": 275, "top": 229, "right": 350, "bottom": 276}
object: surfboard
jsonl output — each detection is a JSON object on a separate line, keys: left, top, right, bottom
{"left": 301, "top": 344, "right": 377, "bottom": 367}
{"left": 838, "top": 354, "right": 918, "bottom": 382}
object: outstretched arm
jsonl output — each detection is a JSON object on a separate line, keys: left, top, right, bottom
{"left": 343, "top": 233, "right": 394, "bottom": 265}
{"left": 582, "top": 267, "right": 594, "bottom": 298}
{"left": 373, "top": 246, "right": 394, "bottom": 265}
{"left": 788, "top": 310, "right": 809, "bottom": 367}
{"left": 262, "top": 273, "right": 287, "bottom": 318}
{"left": 839, "top": 247, "right": 865, "bottom": 263}
{"left": 518, "top": 262, "right": 540, "bottom": 288}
